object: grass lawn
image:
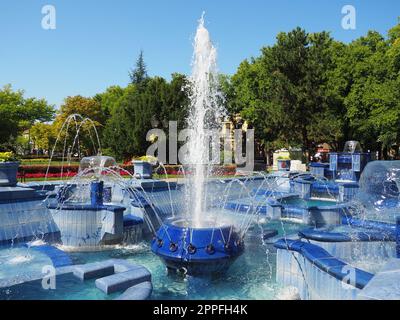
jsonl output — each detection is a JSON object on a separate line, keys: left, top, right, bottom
{"left": 20, "top": 160, "right": 81, "bottom": 166}
{"left": 20, "top": 177, "right": 68, "bottom": 182}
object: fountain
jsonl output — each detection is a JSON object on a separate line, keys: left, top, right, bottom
{"left": 274, "top": 160, "right": 400, "bottom": 299}
{"left": 47, "top": 156, "right": 127, "bottom": 249}
{"left": 151, "top": 14, "right": 244, "bottom": 275}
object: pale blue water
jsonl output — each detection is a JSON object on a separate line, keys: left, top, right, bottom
{"left": 68, "top": 220, "right": 303, "bottom": 300}
{"left": 281, "top": 198, "right": 338, "bottom": 208}
{"left": 0, "top": 221, "right": 304, "bottom": 300}
{"left": 0, "top": 274, "right": 118, "bottom": 300}
{"left": 0, "top": 247, "right": 53, "bottom": 281}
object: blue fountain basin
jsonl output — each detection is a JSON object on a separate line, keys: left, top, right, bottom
{"left": 151, "top": 220, "right": 244, "bottom": 275}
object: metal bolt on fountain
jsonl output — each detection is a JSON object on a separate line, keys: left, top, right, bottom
{"left": 151, "top": 14, "right": 245, "bottom": 275}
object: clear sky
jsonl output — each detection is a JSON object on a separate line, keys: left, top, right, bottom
{"left": 1, "top": 0, "right": 400, "bottom": 108}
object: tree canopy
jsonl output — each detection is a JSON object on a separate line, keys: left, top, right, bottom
{"left": 52, "top": 96, "right": 105, "bottom": 156}
{"left": 102, "top": 74, "right": 189, "bottom": 160}
{"left": 226, "top": 21, "right": 400, "bottom": 159}
{"left": 0, "top": 85, "right": 55, "bottom": 151}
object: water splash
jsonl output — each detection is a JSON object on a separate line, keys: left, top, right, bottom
{"left": 7, "top": 255, "right": 32, "bottom": 265}
{"left": 26, "top": 239, "right": 46, "bottom": 247}
{"left": 185, "top": 13, "right": 226, "bottom": 227}
{"left": 43, "top": 114, "right": 101, "bottom": 185}
{"left": 275, "top": 286, "right": 301, "bottom": 300}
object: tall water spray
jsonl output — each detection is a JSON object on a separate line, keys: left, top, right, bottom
{"left": 186, "top": 14, "right": 226, "bottom": 227}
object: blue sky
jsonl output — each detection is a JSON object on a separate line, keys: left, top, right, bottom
{"left": 1, "top": 0, "right": 400, "bottom": 108}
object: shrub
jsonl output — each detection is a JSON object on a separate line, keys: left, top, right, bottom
{"left": 0, "top": 152, "right": 18, "bottom": 162}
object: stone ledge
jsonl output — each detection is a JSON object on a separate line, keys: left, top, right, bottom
{"left": 73, "top": 261, "right": 115, "bottom": 280}
{"left": 95, "top": 267, "right": 151, "bottom": 294}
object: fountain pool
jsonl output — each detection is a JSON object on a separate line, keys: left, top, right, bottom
{"left": 0, "top": 274, "right": 118, "bottom": 300}
{"left": 35, "top": 220, "right": 302, "bottom": 300}
{"left": 0, "top": 242, "right": 72, "bottom": 287}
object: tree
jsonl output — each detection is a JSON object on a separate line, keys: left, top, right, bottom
{"left": 344, "top": 31, "right": 392, "bottom": 155}
{"left": 229, "top": 28, "right": 338, "bottom": 159}
{"left": 161, "top": 73, "right": 189, "bottom": 131}
{"left": 94, "top": 85, "right": 125, "bottom": 117}
{"left": 30, "top": 122, "right": 56, "bottom": 152}
{"left": 230, "top": 56, "right": 284, "bottom": 159}
{"left": 55, "top": 95, "right": 106, "bottom": 126}
{"left": 53, "top": 96, "right": 105, "bottom": 156}
{"left": 129, "top": 50, "right": 148, "bottom": 86}
{"left": 357, "top": 27, "right": 400, "bottom": 157}
{"left": 305, "top": 33, "right": 347, "bottom": 151}
{"left": 102, "top": 89, "right": 133, "bottom": 160}
{"left": 0, "top": 84, "right": 55, "bottom": 151}
{"left": 269, "top": 29, "right": 339, "bottom": 155}
{"left": 102, "top": 75, "right": 189, "bottom": 161}
{"left": 228, "top": 22, "right": 400, "bottom": 159}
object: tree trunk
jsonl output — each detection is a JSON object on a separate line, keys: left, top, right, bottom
{"left": 382, "top": 145, "right": 388, "bottom": 160}
{"left": 264, "top": 148, "right": 270, "bottom": 167}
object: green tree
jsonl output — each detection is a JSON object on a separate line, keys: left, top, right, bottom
{"left": 356, "top": 26, "right": 400, "bottom": 157}
{"left": 102, "top": 75, "right": 189, "bottom": 161}
{"left": 0, "top": 85, "right": 55, "bottom": 151}
{"left": 30, "top": 122, "right": 56, "bottom": 152}
{"left": 94, "top": 85, "right": 125, "bottom": 117}
{"left": 129, "top": 50, "right": 148, "bottom": 86}
{"left": 160, "top": 73, "right": 189, "bottom": 130}
{"left": 55, "top": 95, "right": 106, "bottom": 126}
{"left": 54, "top": 96, "right": 105, "bottom": 156}
{"left": 230, "top": 28, "right": 339, "bottom": 159}
{"left": 229, "top": 23, "right": 400, "bottom": 159}
{"left": 230, "top": 56, "right": 284, "bottom": 159}
{"left": 344, "top": 31, "right": 392, "bottom": 155}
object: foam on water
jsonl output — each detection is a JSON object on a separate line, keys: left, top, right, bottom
{"left": 275, "top": 286, "right": 301, "bottom": 300}
{"left": 26, "top": 239, "right": 46, "bottom": 247}
{"left": 0, "top": 247, "right": 53, "bottom": 286}
{"left": 7, "top": 255, "right": 33, "bottom": 265}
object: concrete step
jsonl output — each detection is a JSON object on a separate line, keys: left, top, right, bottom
{"left": 73, "top": 261, "right": 115, "bottom": 281}
{"left": 95, "top": 266, "right": 151, "bottom": 294}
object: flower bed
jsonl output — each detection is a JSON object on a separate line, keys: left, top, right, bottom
{"left": 18, "top": 164, "right": 133, "bottom": 179}
{"left": 17, "top": 163, "right": 237, "bottom": 180}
